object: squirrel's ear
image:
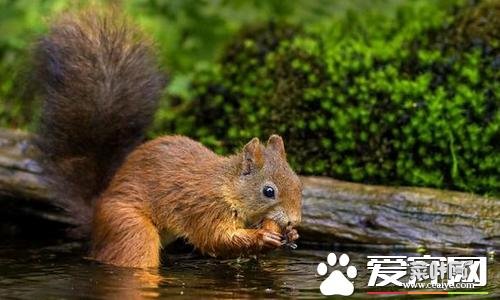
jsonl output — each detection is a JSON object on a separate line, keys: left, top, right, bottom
{"left": 242, "top": 137, "right": 264, "bottom": 175}
{"left": 267, "top": 134, "right": 286, "bottom": 159}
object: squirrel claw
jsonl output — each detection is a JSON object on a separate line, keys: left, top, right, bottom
{"left": 281, "top": 226, "right": 299, "bottom": 250}
{"left": 284, "top": 226, "right": 299, "bottom": 242}
{"left": 259, "top": 230, "right": 283, "bottom": 249}
{"left": 283, "top": 242, "right": 298, "bottom": 250}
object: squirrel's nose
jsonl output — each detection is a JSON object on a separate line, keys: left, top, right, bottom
{"left": 288, "top": 214, "right": 301, "bottom": 227}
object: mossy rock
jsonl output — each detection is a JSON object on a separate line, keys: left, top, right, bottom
{"left": 164, "top": 0, "right": 499, "bottom": 195}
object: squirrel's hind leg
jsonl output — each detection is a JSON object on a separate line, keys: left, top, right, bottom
{"left": 91, "top": 200, "right": 161, "bottom": 268}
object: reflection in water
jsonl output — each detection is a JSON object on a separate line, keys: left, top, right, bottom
{"left": 0, "top": 240, "right": 497, "bottom": 299}
{"left": 88, "top": 266, "right": 162, "bottom": 299}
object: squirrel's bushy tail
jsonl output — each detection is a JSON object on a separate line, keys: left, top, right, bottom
{"left": 34, "top": 11, "right": 165, "bottom": 238}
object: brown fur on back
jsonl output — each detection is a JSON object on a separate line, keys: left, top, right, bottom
{"left": 34, "top": 11, "right": 302, "bottom": 268}
{"left": 91, "top": 136, "right": 302, "bottom": 267}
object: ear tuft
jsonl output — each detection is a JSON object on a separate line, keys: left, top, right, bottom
{"left": 267, "top": 134, "right": 286, "bottom": 158}
{"left": 242, "top": 137, "right": 264, "bottom": 175}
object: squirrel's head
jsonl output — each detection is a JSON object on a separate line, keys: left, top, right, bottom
{"left": 233, "top": 135, "right": 302, "bottom": 229}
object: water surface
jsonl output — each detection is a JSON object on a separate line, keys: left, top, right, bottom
{"left": 0, "top": 240, "right": 497, "bottom": 299}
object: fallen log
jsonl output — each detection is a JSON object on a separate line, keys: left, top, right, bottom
{"left": 0, "top": 128, "right": 498, "bottom": 252}
{"left": 300, "top": 177, "right": 499, "bottom": 253}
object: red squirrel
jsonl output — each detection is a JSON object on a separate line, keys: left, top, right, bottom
{"left": 34, "top": 11, "right": 302, "bottom": 268}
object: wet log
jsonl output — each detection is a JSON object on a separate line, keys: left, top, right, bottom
{"left": 0, "top": 129, "right": 48, "bottom": 200}
{"left": 0, "top": 129, "right": 74, "bottom": 225}
{"left": 299, "top": 177, "right": 499, "bottom": 253}
{"left": 0, "top": 128, "right": 498, "bottom": 252}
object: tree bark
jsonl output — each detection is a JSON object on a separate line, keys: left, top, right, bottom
{"left": 300, "top": 176, "right": 499, "bottom": 253}
{"left": 0, "top": 128, "right": 498, "bottom": 252}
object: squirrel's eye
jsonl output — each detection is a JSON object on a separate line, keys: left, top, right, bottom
{"left": 262, "top": 186, "right": 275, "bottom": 198}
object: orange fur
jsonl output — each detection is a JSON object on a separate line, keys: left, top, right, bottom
{"left": 34, "top": 11, "right": 302, "bottom": 269}
{"left": 90, "top": 135, "right": 302, "bottom": 268}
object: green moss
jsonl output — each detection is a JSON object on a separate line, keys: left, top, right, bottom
{"left": 164, "top": 0, "right": 499, "bottom": 195}
{"left": 1, "top": 0, "right": 497, "bottom": 195}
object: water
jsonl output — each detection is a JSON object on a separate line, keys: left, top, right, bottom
{"left": 0, "top": 240, "right": 498, "bottom": 299}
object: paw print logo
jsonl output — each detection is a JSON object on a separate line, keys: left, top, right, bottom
{"left": 317, "top": 253, "right": 357, "bottom": 296}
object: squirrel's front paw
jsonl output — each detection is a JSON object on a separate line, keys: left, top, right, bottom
{"left": 285, "top": 225, "right": 299, "bottom": 242}
{"left": 256, "top": 229, "right": 282, "bottom": 250}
